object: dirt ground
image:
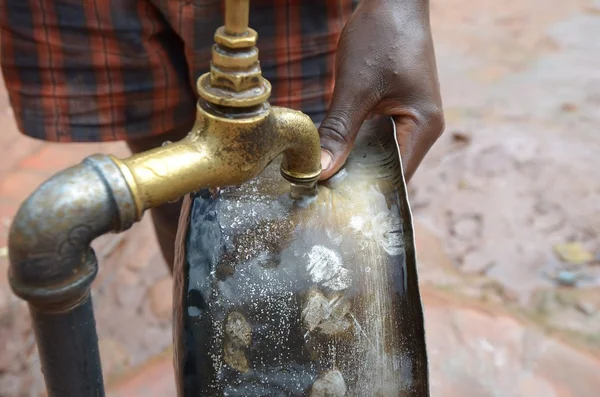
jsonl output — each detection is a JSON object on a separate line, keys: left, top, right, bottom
{"left": 1, "top": 0, "right": 600, "bottom": 396}
{"left": 419, "top": 0, "right": 600, "bottom": 337}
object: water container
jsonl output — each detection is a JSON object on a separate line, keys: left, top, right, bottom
{"left": 173, "top": 116, "right": 428, "bottom": 396}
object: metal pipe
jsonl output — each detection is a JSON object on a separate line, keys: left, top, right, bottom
{"left": 8, "top": 155, "right": 138, "bottom": 397}
{"left": 224, "top": 0, "right": 249, "bottom": 35}
{"left": 31, "top": 296, "right": 104, "bottom": 396}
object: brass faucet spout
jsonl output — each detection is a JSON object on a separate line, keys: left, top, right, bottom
{"left": 273, "top": 107, "right": 322, "bottom": 184}
{"left": 110, "top": 104, "right": 322, "bottom": 216}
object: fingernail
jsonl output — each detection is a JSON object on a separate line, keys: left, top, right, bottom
{"left": 320, "top": 150, "right": 332, "bottom": 170}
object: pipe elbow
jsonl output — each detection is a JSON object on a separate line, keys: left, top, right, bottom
{"left": 271, "top": 107, "right": 322, "bottom": 184}
{"left": 7, "top": 155, "right": 137, "bottom": 307}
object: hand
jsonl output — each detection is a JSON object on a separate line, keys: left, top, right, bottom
{"left": 319, "top": 0, "right": 444, "bottom": 182}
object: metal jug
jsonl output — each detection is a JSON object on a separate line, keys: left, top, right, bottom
{"left": 172, "top": 116, "right": 428, "bottom": 396}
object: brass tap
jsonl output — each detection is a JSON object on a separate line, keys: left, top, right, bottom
{"left": 112, "top": 105, "right": 322, "bottom": 217}
{"left": 111, "top": 0, "right": 321, "bottom": 218}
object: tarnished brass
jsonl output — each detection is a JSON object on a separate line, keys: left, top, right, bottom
{"left": 197, "top": 73, "right": 271, "bottom": 107}
{"left": 197, "top": 0, "right": 271, "bottom": 108}
{"left": 214, "top": 27, "right": 258, "bottom": 49}
{"left": 211, "top": 45, "right": 259, "bottom": 70}
{"left": 111, "top": 103, "right": 322, "bottom": 218}
{"left": 102, "top": 0, "right": 319, "bottom": 219}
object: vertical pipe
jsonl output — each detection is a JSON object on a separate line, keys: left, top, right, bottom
{"left": 225, "top": 0, "right": 249, "bottom": 35}
{"left": 31, "top": 296, "right": 105, "bottom": 397}
{"left": 7, "top": 155, "right": 138, "bottom": 397}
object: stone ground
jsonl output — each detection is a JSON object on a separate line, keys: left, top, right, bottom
{"left": 1, "top": 0, "right": 600, "bottom": 395}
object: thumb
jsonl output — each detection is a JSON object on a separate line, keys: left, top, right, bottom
{"left": 318, "top": 84, "right": 378, "bottom": 180}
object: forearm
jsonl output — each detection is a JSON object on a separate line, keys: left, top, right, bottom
{"left": 358, "top": 0, "right": 429, "bottom": 9}
{"left": 355, "top": 0, "right": 429, "bottom": 27}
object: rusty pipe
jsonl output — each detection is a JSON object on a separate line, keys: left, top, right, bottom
{"left": 8, "top": 155, "right": 138, "bottom": 305}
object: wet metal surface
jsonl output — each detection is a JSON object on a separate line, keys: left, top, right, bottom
{"left": 173, "top": 117, "right": 428, "bottom": 396}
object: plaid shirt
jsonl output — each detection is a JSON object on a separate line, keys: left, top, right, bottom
{"left": 0, "top": 0, "right": 357, "bottom": 142}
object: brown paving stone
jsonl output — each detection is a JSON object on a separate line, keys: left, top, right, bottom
{"left": 0, "top": 136, "right": 44, "bottom": 175}
{"left": 18, "top": 144, "right": 87, "bottom": 173}
{"left": 424, "top": 288, "right": 600, "bottom": 397}
{"left": 107, "top": 351, "right": 176, "bottom": 397}
{"left": 0, "top": 258, "right": 8, "bottom": 305}
{"left": 148, "top": 277, "right": 174, "bottom": 322}
{"left": 0, "top": 201, "right": 16, "bottom": 247}
{"left": 0, "top": 201, "right": 16, "bottom": 220}
{"left": 0, "top": 102, "right": 45, "bottom": 175}
{"left": 99, "top": 339, "right": 131, "bottom": 379}
{"left": 17, "top": 142, "right": 129, "bottom": 173}
{"left": 0, "top": 168, "right": 47, "bottom": 204}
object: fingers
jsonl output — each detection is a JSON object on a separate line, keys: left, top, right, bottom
{"left": 318, "top": 81, "right": 379, "bottom": 180}
{"left": 394, "top": 106, "right": 444, "bottom": 182}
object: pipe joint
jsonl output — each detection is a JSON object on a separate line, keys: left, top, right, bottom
{"left": 7, "top": 155, "right": 137, "bottom": 311}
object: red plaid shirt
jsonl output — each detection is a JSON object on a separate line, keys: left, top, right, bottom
{"left": 0, "top": 0, "right": 357, "bottom": 142}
